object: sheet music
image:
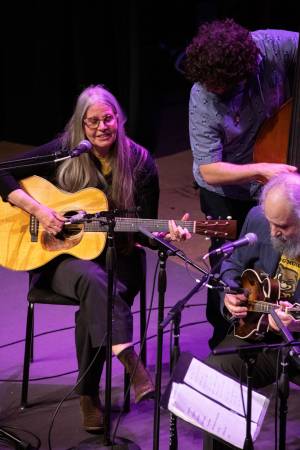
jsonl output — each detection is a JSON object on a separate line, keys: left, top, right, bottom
{"left": 184, "top": 357, "right": 269, "bottom": 424}
{"left": 168, "top": 383, "right": 260, "bottom": 449}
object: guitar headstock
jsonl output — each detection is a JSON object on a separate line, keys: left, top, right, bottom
{"left": 196, "top": 219, "right": 237, "bottom": 239}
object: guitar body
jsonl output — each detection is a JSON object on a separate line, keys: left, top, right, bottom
{"left": 234, "top": 268, "right": 280, "bottom": 340}
{"left": 0, "top": 176, "right": 237, "bottom": 272}
{"left": 0, "top": 176, "right": 108, "bottom": 271}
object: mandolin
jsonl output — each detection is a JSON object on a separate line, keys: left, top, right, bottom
{"left": 234, "top": 268, "right": 300, "bottom": 340}
{"left": 0, "top": 176, "right": 237, "bottom": 271}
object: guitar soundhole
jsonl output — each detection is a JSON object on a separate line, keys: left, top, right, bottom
{"left": 41, "top": 209, "right": 84, "bottom": 251}
{"left": 61, "top": 226, "right": 82, "bottom": 237}
{"left": 63, "top": 210, "right": 84, "bottom": 236}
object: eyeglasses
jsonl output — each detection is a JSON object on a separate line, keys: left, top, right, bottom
{"left": 83, "top": 114, "right": 116, "bottom": 129}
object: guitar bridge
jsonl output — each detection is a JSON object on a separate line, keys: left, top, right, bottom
{"left": 30, "top": 215, "right": 39, "bottom": 242}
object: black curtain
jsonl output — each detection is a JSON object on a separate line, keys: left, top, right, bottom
{"left": 1, "top": 1, "right": 143, "bottom": 146}
{"left": 1, "top": 1, "right": 298, "bottom": 154}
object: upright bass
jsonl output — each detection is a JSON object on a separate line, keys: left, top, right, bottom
{"left": 254, "top": 34, "right": 300, "bottom": 168}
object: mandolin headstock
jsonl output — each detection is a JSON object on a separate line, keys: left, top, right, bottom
{"left": 287, "top": 303, "right": 300, "bottom": 321}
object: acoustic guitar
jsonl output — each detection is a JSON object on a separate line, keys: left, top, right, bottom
{"left": 234, "top": 268, "right": 300, "bottom": 340}
{"left": 0, "top": 175, "right": 237, "bottom": 271}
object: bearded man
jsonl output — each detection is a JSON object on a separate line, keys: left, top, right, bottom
{"left": 203, "top": 172, "right": 300, "bottom": 450}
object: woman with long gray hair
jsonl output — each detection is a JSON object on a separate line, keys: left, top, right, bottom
{"left": 0, "top": 84, "right": 190, "bottom": 432}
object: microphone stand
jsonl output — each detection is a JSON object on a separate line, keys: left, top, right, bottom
{"left": 103, "top": 213, "right": 116, "bottom": 446}
{"left": 0, "top": 141, "right": 92, "bottom": 171}
{"left": 269, "top": 309, "right": 300, "bottom": 450}
{"left": 0, "top": 427, "right": 33, "bottom": 449}
{"left": 76, "top": 210, "right": 141, "bottom": 449}
{"left": 159, "top": 250, "right": 244, "bottom": 449}
{"left": 138, "top": 227, "right": 210, "bottom": 450}
{"left": 168, "top": 310, "right": 181, "bottom": 450}
{"left": 213, "top": 339, "right": 300, "bottom": 450}
{"left": 243, "top": 353, "right": 255, "bottom": 450}
{"left": 154, "top": 247, "right": 168, "bottom": 450}
{"left": 161, "top": 275, "right": 210, "bottom": 450}
{"left": 0, "top": 151, "right": 72, "bottom": 171}
{"left": 212, "top": 342, "right": 263, "bottom": 450}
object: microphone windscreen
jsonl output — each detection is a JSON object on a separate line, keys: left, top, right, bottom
{"left": 245, "top": 232, "right": 258, "bottom": 245}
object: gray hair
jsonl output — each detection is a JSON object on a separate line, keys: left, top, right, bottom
{"left": 260, "top": 173, "right": 300, "bottom": 220}
{"left": 56, "top": 85, "right": 147, "bottom": 208}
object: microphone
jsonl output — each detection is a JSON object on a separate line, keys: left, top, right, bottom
{"left": 65, "top": 211, "right": 87, "bottom": 224}
{"left": 206, "top": 284, "right": 249, "bottom": 295}
{"left": 204, "top": 232, "right": 258, "bottom": 258}
{"left": 69, "top": 140, "right": 92, "bottom": 158}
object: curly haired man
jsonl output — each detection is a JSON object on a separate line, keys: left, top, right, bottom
{"left": 184, "top": 19, "right": 299, "bottom": 349}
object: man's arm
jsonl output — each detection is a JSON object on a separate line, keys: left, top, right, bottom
{"left": 200, "top": 161, "right": 297, "bottom": 185}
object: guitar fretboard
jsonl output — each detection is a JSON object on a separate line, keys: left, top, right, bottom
{"left": 83, "top": 218, "right": 195, "bottom": 233}
{"left": 79, "top": 217, "right": 233, "bottom": 237}
{"left": 247, "top": 300, "right": 277, "bottom": 313}
{"left": 248, "top": 300, "right": 300, "bottom": 319}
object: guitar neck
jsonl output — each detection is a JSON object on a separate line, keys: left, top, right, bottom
{"left": 81, "top": 217, "right": 235, "bottom": 238}
{"left": 115, "top": 218, "right": 194, "bottom": 233}
{"left": 248, "top": 300, "right": 300, "bottom": 320}
{"left": 83, "top": 218, "right": 195, "bottom": 233}
{"left": 247, "top": 300, "right": 277, "bottom": 314}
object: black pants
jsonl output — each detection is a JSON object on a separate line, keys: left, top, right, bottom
{"left": 199, "top": 188, "right": 257, "bottom": 349}
{"left": 202, "top": 333, "right": 300, "bottom": 449}
{"left": 34, "top": 249, "right": 144, "bottom": 395}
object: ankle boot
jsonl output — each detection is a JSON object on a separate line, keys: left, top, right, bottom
{"left": 118, "top": 346, "right": 155, "bottom": 403}
{"left": 80, "top": 395, "right": 104, "bottom": 433}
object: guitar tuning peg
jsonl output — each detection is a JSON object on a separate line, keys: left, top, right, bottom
{"left": 205, "top": 237, "right": 210, "bottom": 240}
{"left": 226, "top": 215, "right": 232, "bottom": 220}
{"left": 206, "top": 215, "right": 212, "bottom": 220}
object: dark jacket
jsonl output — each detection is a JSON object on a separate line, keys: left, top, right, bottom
{"left": 220, "top": 205, "right": 300, "bottom": 313}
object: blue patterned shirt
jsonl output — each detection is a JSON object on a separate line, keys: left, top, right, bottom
{"left": 189, "top": 29, "right": 299, "bottom": 200}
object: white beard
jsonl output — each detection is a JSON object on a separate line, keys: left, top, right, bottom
{"left": 271, "top": 235, "right": 300, "bottom": 259}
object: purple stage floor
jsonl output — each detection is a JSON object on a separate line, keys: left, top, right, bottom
{"left": 0, "top": 249, "right": 300, "bottom": 450}
{"left": 0, "top": 145, "right": 300, "bottom": 449}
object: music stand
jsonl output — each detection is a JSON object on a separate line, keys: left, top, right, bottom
{"left": 213, "top": 336, "right": 300, "bottom": 450}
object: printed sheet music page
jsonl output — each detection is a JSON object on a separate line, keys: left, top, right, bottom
{"left": 168, "top": 357, "right": 270, "bottom": 449}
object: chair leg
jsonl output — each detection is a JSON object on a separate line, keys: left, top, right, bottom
{"left": 139, "top": 273, "right": 147, "bottom": 367}
{"left": 21, "top": 302, "right": 34, "bottom": 409}
{"left": 30, "top": 304, "right": 34, "bottom": 362}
